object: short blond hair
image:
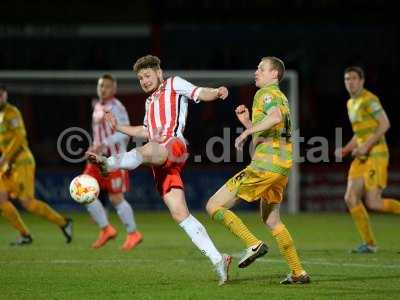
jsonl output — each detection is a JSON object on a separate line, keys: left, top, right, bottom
{"left": 262, "top": 56, "right": 285, "bottom": 82}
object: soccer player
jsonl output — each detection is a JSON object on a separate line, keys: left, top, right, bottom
{"left": 0, "top": 85, "right": 72, "bottom": 245}
{"left": 84, "top": 74, "right": 142, "bottom": 250}
{"left": 87, "top": 55, "right": 231, "bottom": 285}
{"left": 205, "top": 57, "right": 310, "bottom": 284}
{"left": 334, "top": 66, "right": 400, "bottom": 253}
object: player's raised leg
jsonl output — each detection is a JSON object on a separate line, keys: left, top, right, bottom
{"left": 206, "top": 184, "right": 268, "bottom": 268}
{"left": 365, "top": 188, "right": 400, "bottom": 215}
{"left": 87, "top": 142, "right": 168, "bottom": 174}
{"left": 13, "top": 162, "right": 73, "bottom": 243}
{"left": 164, "top": 188, "right": 231, "bottom": 286}
{"left": 20, "top": 196, "right": 73, "bottom": 243}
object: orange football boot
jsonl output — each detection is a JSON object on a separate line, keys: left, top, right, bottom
{"left": 92, "top": 224, "right": 117, "bottom": 249}
{"left": 121, "top": 231, "right": 143, "bottom": 251}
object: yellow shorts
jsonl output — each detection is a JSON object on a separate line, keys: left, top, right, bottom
{"left": 225, "top": 165, "right": 288, "bottom": 204}
{"left": 0, "top": 163, "right": 35, "bottom": 200}
{"left": 348, "top": 156, "right": 388, "bottom": 191}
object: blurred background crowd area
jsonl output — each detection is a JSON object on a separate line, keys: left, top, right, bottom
{"left": 1, "top": 0, "right": 398, "bottom": 210}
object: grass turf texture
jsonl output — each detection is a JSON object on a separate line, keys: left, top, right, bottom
{"left": 1, "top": 212, "right": 399, "bottom": 300}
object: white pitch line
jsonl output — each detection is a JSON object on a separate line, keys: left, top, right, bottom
{"left": 0, "top": 256, "right": 399, "bottom": 270}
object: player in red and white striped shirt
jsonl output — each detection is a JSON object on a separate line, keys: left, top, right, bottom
{"left": 87, "top": 55, "right": 231, "bottom": 285}
{"left": 83, "top": 74, "right": 142, "bottom": 251}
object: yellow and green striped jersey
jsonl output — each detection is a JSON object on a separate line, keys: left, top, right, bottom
{"left": 347, "top": 89, "right": 388, "bottom": 158}
{"left": 250, "top": 83, "right": 292, "bottom": 176}
{"left": 0, "top": 103, "right": 35, "bottom": 166}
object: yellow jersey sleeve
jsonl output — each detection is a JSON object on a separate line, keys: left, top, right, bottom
{"left": 0, "top": 106, "right": 26, "bottom": 163}
{"left": 365, "top": 97, "right": 383, "bottom": 118}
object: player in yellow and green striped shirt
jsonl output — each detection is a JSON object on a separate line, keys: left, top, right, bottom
{"left": 335, "top": 66, "right": 400, "bottom": 254}
{"left": 206, "top": 57, "right": 309, "bottom": 284}
{"left": 0, "top": 85, "right": 72, "bottom": 246}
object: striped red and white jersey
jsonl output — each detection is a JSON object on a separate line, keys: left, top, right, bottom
{"left": 92, "top": 98, "right": 130, "bottom": 156}
{"left": 143, "top": 76, "right": 200, "bottom": 144}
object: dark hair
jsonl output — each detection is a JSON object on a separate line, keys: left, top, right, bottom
{"left": 133, "top": 55, "right": 161, "bottom": 73}
{"left": 344, "top": 66, "right": 365, "bottom": 79}
{"left": 99, "top": 73, "right": 116, "bottom": 83}
{"left": 0, "top": 84, "right": 7, "bottom": 92}
{"left": 262, "top": 56, "right": 285, "bottom": 82}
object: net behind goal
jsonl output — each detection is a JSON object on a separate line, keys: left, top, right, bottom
{"left": 0, "top": 70, "right": 299, "bottom": 213}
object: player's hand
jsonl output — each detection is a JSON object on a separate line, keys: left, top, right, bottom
{"left": 352, "top": 144, "right": 369, "bottom": 158}
{"left": 235, "top": 105, "right": 250, "bottom": 124}
{"left": 235, "top": 129, "right": 250, "bottom": 151}
{"left": 104, "top": 110, "right": 118, "bottom": 130}
{"left": 334, "top": 147, "right": 348, "bottom": 159}
{"left": 217, "top": 86, "right": 229, "bottom": 100}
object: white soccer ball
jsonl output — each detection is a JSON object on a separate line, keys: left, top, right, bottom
{"left": 69, "top": 174, "right": 100, "bottom": 204}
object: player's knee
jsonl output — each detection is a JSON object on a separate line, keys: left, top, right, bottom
{"left": 344, "top": 191, "right": 358, "bottom": 207}
{"left": 109, "top": 193, "right": 123, "bottom": 206}
{"left": 205, "top": 199, "right": 216, "bottom": 216}
{"left": 20, "top": 198, "right": 36, "bottom": 211}
{"left": 139, "top": 143, "right": 167, "bottom": 164}
{"left": 265, "top": 214, "right": 280, "bottom": 230}
{"left": 171, "top": 210, "right": 189, "bottom": 223}
{"left": 0, "top": 191, "right": 9, "bottom": 202}
{"left": 206, "top": 196, "right": 224, "bottom": 218}
{"left": 137, "top": 146, "right": 151, "bottom": 161}
{"left": 365, "top": 197, "right": 382, "bottom": 211}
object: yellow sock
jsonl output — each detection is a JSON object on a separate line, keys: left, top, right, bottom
{"left": 0, "top": 201, "right": 30, "bottom": 236}
{"left": 382, "top": 198, "right": 400, "bottom": 214}
{"left": 272, "top": 223, "right": 304, "bottom": 277}
{"left": 25, "top": 199, "right": 66, "bottom": 227}
{"left": 349, "top": 203, "right": 376, "bottom": 246}
{"left": 212, "top": 208, "right": 259, "bottom": 247}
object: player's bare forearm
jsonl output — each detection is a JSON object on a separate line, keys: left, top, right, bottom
{"left": 342, "top": 136, "right": 357, "bottom": 154}
{"left": 241, "top": 120, "right": 253, "bottom": 130}
{"left": 247, "top": 108, "right": 282, "bottom": 135}
{"left": 198, "top": 86, "right": 228, "bottom": 102}
{"left": 116, "top": 125, "right": 148, "bottom": 139}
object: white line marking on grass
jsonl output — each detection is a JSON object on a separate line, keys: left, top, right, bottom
{"left": 0, "top": 256, "right": 399, "bottom": 270}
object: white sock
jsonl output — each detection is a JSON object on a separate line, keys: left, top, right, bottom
{"left": 179, "top": 214, "right": 222, "bottom": 265}
{"left": 114, "top": 199, "right": 137, "bottom": 233}
{"left": 86, "top": 199, "right": 109, "bottom": 229}
{"left": 107, "top": 149, "right": 143, "bottom": 171}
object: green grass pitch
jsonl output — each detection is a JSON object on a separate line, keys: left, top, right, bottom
{"left": 1, "top": 211, "right": 399, "bottom": 299}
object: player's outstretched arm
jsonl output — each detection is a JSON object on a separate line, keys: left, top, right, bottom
{"left": 198, "top": 86, "right": 228, "bottom": 102}
{"left": 105, "top": 111, "right": 148, "bottom": 139}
